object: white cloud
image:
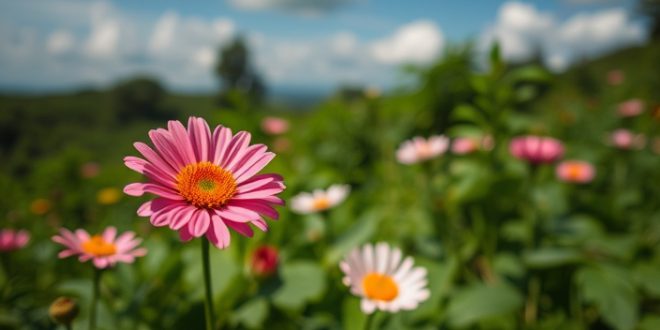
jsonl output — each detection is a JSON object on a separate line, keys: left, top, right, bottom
{"left": 480, "top": 1, "right": 646, "bottom": 71}
{"left": 46, "top": 30, "right": 75, "bottom": 55}
{"left": 370, "top": 20, "right": 444, "bottom": 65}
{"left": 228, "top": 0, "right": 359, "bottom": 15}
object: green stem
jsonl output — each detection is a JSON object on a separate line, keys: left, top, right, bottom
{"left": 202, "top": 239, "right": 216, "bottom": 330}
{"left": 89, "top": 268, "right": 101, "bottom": 330}
{"left": 525, "top": 275, "right": 540, "bottom": 325}
{"left": 364, "top": 310, "right": 378, "bottom": 330}
{"left": 66, "top": 323, "right": 73, "bottom": 330}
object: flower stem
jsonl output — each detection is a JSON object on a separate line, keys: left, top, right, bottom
{"left": 90, "top": 268, "right": 102, "bottom": 330}
{"left": 364, "top": 311, "right": 376, "bottom": 330}
{"left": 202, "top": 239, "right": 216, "bottom": 330}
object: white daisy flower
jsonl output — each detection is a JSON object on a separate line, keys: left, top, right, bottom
{"left": 396, "top": 135, "right": 449, "bottom": 164}
{"left": 340, "top": 242, "right": 430, "bottom": 314}
{"left": 290, "top": 184, "right": 350, "bottom": 214}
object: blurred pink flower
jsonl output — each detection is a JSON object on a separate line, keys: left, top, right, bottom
{"left": 451, "top": 135, "right": 494, "bottom": 155}
{"left": 617, "top": 99, "right": 644, "bottom": 117}
{"left": 509, "top": 136, "right": 564, "bottom": 164}
{"left": 396, "top": 135, "right": 449, "bottom": 164}
{"left": 607, "top": 69, "right": 624, "bottom": 86}
{"left": 123, "top": 117, "right": 285, "bottom": 249}
{"left": 261, "top": 117, "right": 289, "bottom": 135}
{"left": 80, "top": 162, "right": 100, "bottom": 178}
{"left": 251, "top": 245, "right": 279, "bottom": 277}
{"left": 609, "top": 129, "right": 646, "bottom": 150}
{"left": 0, "top": 229, "right": 30, "bottom": 252}
{"left": 556, "top": 160, "right": 596, "bottom": 183}
{"left": 52, "top": 227, "right": 146, "bottom": 269}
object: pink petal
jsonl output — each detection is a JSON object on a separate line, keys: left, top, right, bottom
{"left": 252, "top": 219, "right": 268, "bottom": 232}
{"left": 169, "top": 206, "right": 196, "bottom": 230}
{"left": 237, "top": 174, "right": 283, "bottom": 193}
{"left": 149, "top": 129, "right": 186, "bottom": 171}
{"left": 220, "top": 131, "right": 251, "bottom": 168}
{"left": 234, "top": 152, "right": 276, "bottom": 184}
{"left": 212, "top": 126, "right": 233, "bottom": 165}
{"left": 228, "top": 200, "right": 279, "bottom": 219}
{"left": 167, "top": 120, "right": 197, "bottom": 165}
{"left": 179, "top": 225, "right": 194, "bottom": 242}
{"left": 225, "top": 220, "right": 254, "bottom": 237}
{"left": 188, "top": 117, "right": 212, "bottom": 162}
{"left": 102, "top": 227, "right": 117, "bottom": 243}
{"left": 189, "top": 209, "right": 211, "bottom": 237}
{"left": 133, "top": 142, "right": 178, "bottom": 178}
{"left": 124, "top": 183, "right": 184, "bottom": 200}
{"left": 207, "top": 214, "right": 231, "bottom": 249}
{"left": 226, "top": 144, "right": 266, "bottom": 173}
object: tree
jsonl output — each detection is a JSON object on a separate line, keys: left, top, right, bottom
{"left": 214, "top": 36, "right": 266, "bottom": 106}
{"left": 111, "top": 76, "right": 173, "bottom": 122}
{"left": 639, "top": 0, "right": 660, "bottom": 40}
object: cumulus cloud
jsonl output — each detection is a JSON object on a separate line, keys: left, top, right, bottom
{"left": 480, "top": 1, "right": 646, "bottom": 71}
{"left": 228, "top": 0, "right": 359, "bottom": 15}
{"left": 370, "top": 20, "right": 444, "bottom": 65}
{"left": 47, "top": 30, "right": 75, "bottom": 55}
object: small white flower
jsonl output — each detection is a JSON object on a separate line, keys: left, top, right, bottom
{"left": 290, "top": 184, "right": 350, "bottom": 214}
{"left": 340, "top": 242, "right": 430, "bottom": 314}
{"left": 396, "top": 135, "right": 449, "bottom": 164}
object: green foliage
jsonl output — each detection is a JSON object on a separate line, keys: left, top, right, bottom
{"left": 1, "top": 40, "right": 660, "bottom": 329}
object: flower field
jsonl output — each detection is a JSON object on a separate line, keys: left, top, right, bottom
{"left": 1, "top": 44, "right": 660, "bottom": 330}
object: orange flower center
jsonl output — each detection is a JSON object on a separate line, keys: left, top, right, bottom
{"left": 81, "top": 235, "right": 117, "bottom": 257}
{"left": 312, "top": 197, "right": 331, "bottom": 211}
{"left": 565, "top": 163, "right": 584, "bottom": 180}
{"left": 362, "top": 273, "right": 399, "bottom": 302}
{"left": 176, "top": 161, "right": 237, "bottom": 208}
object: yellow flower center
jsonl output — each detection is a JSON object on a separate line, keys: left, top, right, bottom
{"left": 176, "top": 161, "right": 237, "bottom": 208}
{"left": 81, "top": 235, "right": 117, "bottom": 257}
{"left": 312, "top": 197, "right": 331, "bottom": 211}
{"left": 362, "top": 273, "right": 399, "bottom": 302}
{"left": 565, "top": 163, "right": 585, "bottom": 180}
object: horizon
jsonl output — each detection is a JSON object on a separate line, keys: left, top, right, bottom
{"left": 0, "top": 0, "right": 648, "bottom": 94}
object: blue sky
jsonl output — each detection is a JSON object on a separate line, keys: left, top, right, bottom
{"left": 0, "top": 0, "right": 647, "bottom": 93}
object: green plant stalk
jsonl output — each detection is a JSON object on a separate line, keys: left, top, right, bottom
{"left": 90, "top": 268, "right": 102, "bottom": 330}
{"left": 202, "top": 239, "right": 216, "bottom": 330}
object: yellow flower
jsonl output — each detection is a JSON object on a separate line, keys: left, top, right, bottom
{"left": 97, "top": 188, "right": 121, "bottom": 205}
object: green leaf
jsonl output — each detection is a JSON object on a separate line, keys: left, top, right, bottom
{"left": 639, "top": 316, "right": 660, "bottom": 330}
{"left": 231, "top": 297, "right": 269, "bottom": 329}
{"left": 493, "top": 253, "right": 525, "bottom": 278}
{"left": 325, "top": 210, "right": 378, "bottom": 266}
{"left": 576, "top": 264, "right": 638, "bottom": 330}
{"left": 446, "top": 283, "right": 523, "bottom": 328}
{"left": 523, "top": 248, "right": 582, "bottom": 269}
{"left": 451, "top": 104, "right": 485, "bottom": 126}
{"left": 273, "top": 261, "right": 326, "bottom": 311}
{"left": 633, "top": 263, "right": 660, "bottom": 297}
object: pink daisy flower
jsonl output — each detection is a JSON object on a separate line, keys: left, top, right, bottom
{"left": 123, "top": 117, "right": 285, "bottom": 249}
{"left": 52, "top": 227, "right": 146, "bottom": 269}
{"left": 0, "top": 229, "right": 30, "bottom": 252}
